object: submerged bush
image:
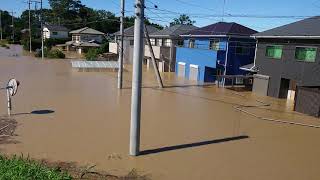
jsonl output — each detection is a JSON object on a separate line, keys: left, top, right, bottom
{"left": 35, "top": 48, "right": 65, "bottom": 59}
{"left": 85, "top": 48, "right": 99, "bottom": 61}
{"left": 47, "top": 49, "right": 66, "bottom": 59}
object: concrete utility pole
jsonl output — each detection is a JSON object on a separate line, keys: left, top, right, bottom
{"left": 0, "top": 11, "right": 2, "bottom": 41}
{"left": 40, "top": 0, "right": 44, "bottom": 59}
{"left": 28, "top": 0, "right": 32, "bottom": 53}
{"left": 118, "top": 0, "right": 125, "bottom": 89}
{"left": 130, "top": 0, "right": 145, "bottom": 156}
{"left": 144, "top": 25, "right": 164, "bottom": 88}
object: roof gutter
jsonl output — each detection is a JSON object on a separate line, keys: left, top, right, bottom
{"left": 252, "top": 35, "right": 320, "bottom": 39}
{"left": 181, "top": 34, "right": 255, "bottom": 39}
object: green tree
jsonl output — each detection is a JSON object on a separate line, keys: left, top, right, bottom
{"left": 170, "top": 14, "right": 195, "bottom": 26}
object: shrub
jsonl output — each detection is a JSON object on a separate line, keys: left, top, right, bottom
{"left": 85, "top": 48, "right": 99, "bottom": 61}
{"left": 97, "top": 41, "right": 109, "bottom": 54}
{"left": 22, "top": 39, "right": 42, "bottom": 51}
{"left": 35, "top": 48, "right": 65, "bottom": 59}
{"left": 47, "top": 49, "right": 66, "bottom": 59}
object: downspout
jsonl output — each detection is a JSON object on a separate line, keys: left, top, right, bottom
{"left": 253, "top": 38, "right": 258, "bottom": 69}
{"left": 223, "top": 36, "right": 230, "bottom": 86}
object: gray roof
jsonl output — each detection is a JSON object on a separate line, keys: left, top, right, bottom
{"left": 44, "top": 25, "right": 69, "bottom": 31}
{"left": 114, "top": 25, "right": 159, "bottom": 36}
{"left": 69, "top": 27, "right": 105, "bottom": 35}
{"left": 150, "top": 25, "right": 198, "bottom": 38}
{"left": 254, "top": 16, "right": 320, "bottom": 38}
{"left": 183, "top": 22, "right": 257, "bottom": 37}
{"left": 65, "top": 41, "right": 101, "bottom": 47}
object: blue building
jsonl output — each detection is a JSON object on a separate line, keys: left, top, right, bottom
{"left": 175, "top": 22, "right": 258, "bottom": 83}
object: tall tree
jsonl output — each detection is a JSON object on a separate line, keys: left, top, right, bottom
{"left": 170, "top": 14, "right": 195, "bottom": 26}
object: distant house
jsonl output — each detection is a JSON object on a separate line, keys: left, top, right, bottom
{"left": 147, "top": 24, "right": 198, "bottom": 72}
{"left": 176, "top": 22, "right": 257, "bottom": 83}
{"left": 43, "top": 25, "right": 69, "bottom": 39}
{"left": 109, "top": 25, "right": 159, "bottom": 63}
{"left": 251, "top": 16, "right": 320, "bottom": 100}
{"left": 58, "top": 27, "right": 105, "bottom": 54}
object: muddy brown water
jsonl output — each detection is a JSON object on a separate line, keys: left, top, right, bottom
{"left": 0, "top": 46, "right": 320, "bottom": 179}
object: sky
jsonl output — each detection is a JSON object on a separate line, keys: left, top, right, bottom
{"left": 1, "top": 0, "right": 320, "bottom": 32}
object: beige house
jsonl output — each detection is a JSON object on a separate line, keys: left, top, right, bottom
{"left": 58, "top": 27, "right": 105, "bottom": 54}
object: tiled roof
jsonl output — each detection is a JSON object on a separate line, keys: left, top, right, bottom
{"left": 113, "top": 25, "right": 159, "bottom": 36}
{"left": 253, "top": 16, "right": 320, "bottom": 38}
{"left": 150, "top": 24, "right": 198, "bottom": 37}
{"left": 183, "top": 22, "right": 257, "bottom": 37}
{"left": 44, "top": 25, "right": 69, "bottom": 31}
{"left": 69, "top": 27, "right": 105, "bottom": 35}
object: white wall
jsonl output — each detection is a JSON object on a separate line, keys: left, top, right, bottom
{"left": 109, "top": 42, "right": 118, "bottom": 54}
{"left": 43, "top": 28, "right": 69, "bottom": 39}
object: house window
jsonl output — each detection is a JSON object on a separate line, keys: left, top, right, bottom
{"left": 130, "top": 40, "right": 134, "bottom": 46}
{"left": 52, "top": 31, "right": 58, "bottom": 35}
{"left": 150, "top": 38, "right": 156, "bottom": 46}
{"left": 265, "top": 45, "right": 283, "bottom": 59}
{"left": 295, "top": 47, "right": 317, "bottom": 62}
{"left": 189, "top": 39, "right": 195, "bottom": 48}
{"left": 177, "top": 40, "right": 184, "bottom": 47}
{"left": 157, "top": 39, "right": 163, "bottom": 46}
{"left": 236, "top": 46, "right": 249, "bottom": 55}
{"left": 209, "top": 39, "right": 220, "bottom": 50}
{"left": 164, "top": 39, "right": 172, "bottom": 47}
{"left": 72, "top": 35, "right": 80, "bottom": 42}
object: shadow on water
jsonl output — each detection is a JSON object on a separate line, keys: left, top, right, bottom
{"left": 140, "top": 135, "right": 249, "bottom": 156}
{"left": 122, "top": 84, "right": 216, "bottom": 90}
{"left": 11, "top": 110, "right": 55, "bottom": 116}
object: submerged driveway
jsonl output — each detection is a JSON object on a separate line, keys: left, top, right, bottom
{"left": 0, "top": 54, "right": 319, "bottom": 180}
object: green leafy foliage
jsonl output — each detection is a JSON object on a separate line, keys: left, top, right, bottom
{"left": 21, "top": 39, "right": 42, "bottom": 51}
{"left": 0, "top": 154, "right": 71, "bottom": 179}
{"left": 170, "top": 14, "right": 196, "bottom": 26}
{"left": 48, "top": 49, "right": 66, "bottom": 59}
{"left": 85, "top": 48, "right": 99, "bottom": 61}
{"left": 35, "top": 48, "right": 65, "bottom": 59}
{"left": 97, "top": 40, "right": 109, "bottom": 54}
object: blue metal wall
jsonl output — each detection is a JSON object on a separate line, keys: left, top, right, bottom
{"left": 176, "top": 37, "right": 256, "bottom": 82}
{"left": 176, "top": 47, "right": 217, "bottom": 81}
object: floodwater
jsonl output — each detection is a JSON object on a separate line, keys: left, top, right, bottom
{"left": 0, "top": 46, "right": 320, "bottom": 179}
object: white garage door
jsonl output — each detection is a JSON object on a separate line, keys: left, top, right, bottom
{"left": 189, "top": 64, "right": 199, "bottom": 81}
{"left": 178, "top": 62, "right": 186, "bottom": 77}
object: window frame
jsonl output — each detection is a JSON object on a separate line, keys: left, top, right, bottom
{"left": 163, "top": 39, "right": 172, "bottom": 47}
{"left": 209, "top": 39, "right": 220, "bottom": 50}
{"left": 189, "top": 39, "right": 195, "bottom": 48}
{"left": 295, "top": 46, "right": 317, "bottom": 63}
{"left": 150, "top": 38, "right": 156, "bottom": 46}
{"left": 265, "top": 45, "right": 283, "bottom": 59}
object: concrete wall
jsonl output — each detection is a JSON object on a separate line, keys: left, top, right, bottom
{"left": 255, "top": 38, "right": 320, "bottom": 98}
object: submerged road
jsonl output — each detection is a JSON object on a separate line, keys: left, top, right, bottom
{"left": 0, "top": 46, "right": 319, "bottom": 180}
